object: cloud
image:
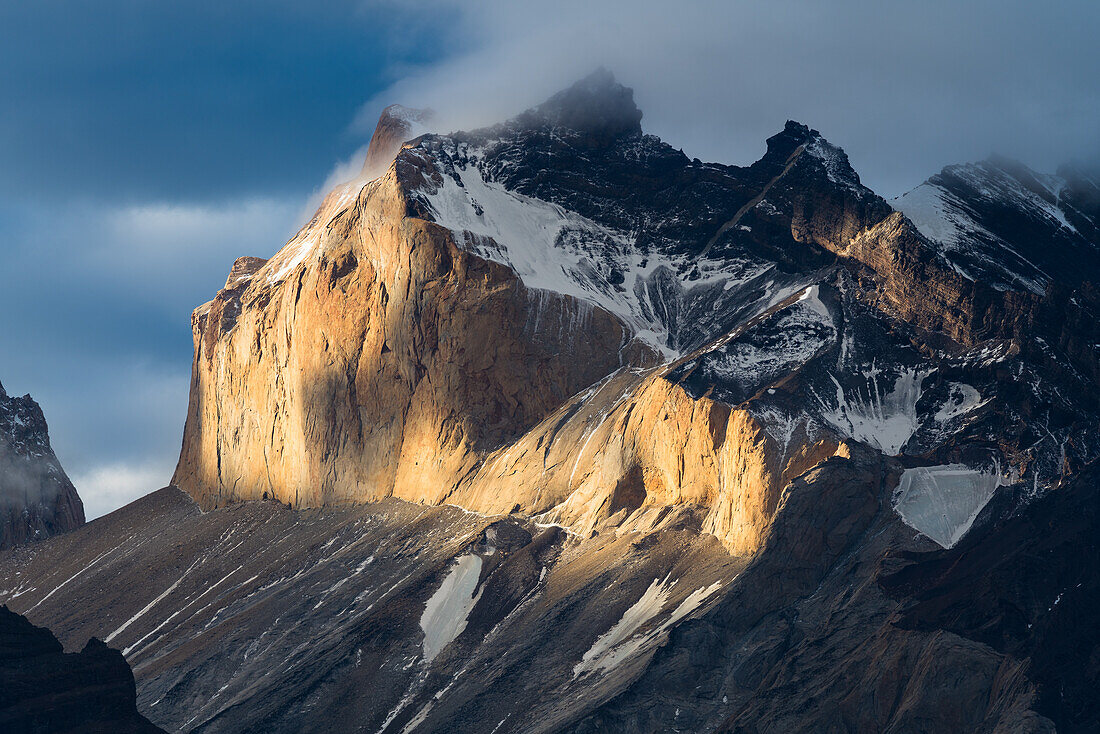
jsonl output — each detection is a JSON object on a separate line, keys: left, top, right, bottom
{"left": 0, "top": 197, "right": 300, "bottom": 520}
{"left": 354, "top": 0, "right": 1100, "bottom": 196}
{"left": 70, "top": 460, "right": 177, "bottom": 521}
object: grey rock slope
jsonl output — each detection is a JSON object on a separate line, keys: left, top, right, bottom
{"left": 0, "top": 487, "right": 737, "bottom": 733}
{"left": 0, "top": 380, "right": 84, "bottom": 549}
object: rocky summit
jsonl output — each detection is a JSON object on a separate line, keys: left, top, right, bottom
{"left": 0, "top": 380, "right": 84, "bottom": 549}
{"left": 3, "top": 70, "right": 1099, "bottom": 732}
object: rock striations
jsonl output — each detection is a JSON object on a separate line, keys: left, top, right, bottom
{"left": 0, "top": 380, "right": 84, "bottom": 549}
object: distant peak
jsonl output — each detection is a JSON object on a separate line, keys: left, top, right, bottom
{"left": 525, "top": 68, "right": 643, "bottom": 142}
{"left": 760, "top": 120, "right": 866, "bottom": 193}
{"left": 762, "top": 120, "right": 817, "bottom": 162}
{"left": 783, "top": 120, "right": 813, "bottom": 138}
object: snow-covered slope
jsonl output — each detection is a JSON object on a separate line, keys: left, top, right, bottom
{"left": 893, "top": 157, "right": 1100, "bottom": 293}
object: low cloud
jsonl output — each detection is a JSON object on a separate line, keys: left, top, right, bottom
{"left": 0, "top": 197, "right": 302, "bottom": 519}
{"left": 70, "top": 460, "right": 177, "bottom": 520}
{"left": 356, "top": 0, "right": 1100, "bottom": 196}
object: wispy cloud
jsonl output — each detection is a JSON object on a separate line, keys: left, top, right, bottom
{"left": 353, "top": 0, "right": 1100, "bottom": 196}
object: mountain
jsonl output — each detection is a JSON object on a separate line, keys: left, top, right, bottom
{"left": 3, "top": 71, "right": 1100, "bottom": 732}
{"left": 0, "top": 380, "right": 84, "bottom": 549}
{"left": 0, "top": 604, "right": 164, "bottom": 733}
{"left": 893, "top": 155, "right": 1100, "bottom": 294}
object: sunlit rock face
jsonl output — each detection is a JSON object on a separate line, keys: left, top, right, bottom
{"left": 0, "top": 380, "right": 84, "bottom": 549}
{"left": 140, "top": 71, "right": 1100, "bottom": 730}
{"left": 175, "top": 71, "right": 1100, "bottom": 559}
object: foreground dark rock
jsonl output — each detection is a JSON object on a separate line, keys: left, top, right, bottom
{"left": 0, "top": 380, "right": 84, "bottom": 549}
{"left": 0, "top": 604, "right": 163, "bottom": 733}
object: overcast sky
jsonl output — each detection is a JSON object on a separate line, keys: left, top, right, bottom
{"left": 1, "top": 0, "right": 1098, "bottom": 518}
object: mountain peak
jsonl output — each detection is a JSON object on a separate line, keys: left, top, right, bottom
{"left": 525, "top": 68, "right": 643, "bottom": 142}
{"left": 362, "top": 104, "right": 433, "bottom": 177}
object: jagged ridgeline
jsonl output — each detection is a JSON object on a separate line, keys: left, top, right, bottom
{"left": 174, "top": 68, "right": 1098, "bottom": 553}
{"left": 0, "top": 380, "right": 84, "bottom": 549}
{"left": 3, "top": 71, "right": 1099, "bottom": 733}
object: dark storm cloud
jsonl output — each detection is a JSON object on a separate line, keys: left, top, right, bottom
{"left": 1, "top": 0, "right": 1097, "bottom": 517}
{"left": 0, "top": 0, "right": 466, "bottom": 516}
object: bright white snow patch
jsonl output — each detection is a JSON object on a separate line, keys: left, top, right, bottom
{"left": 934, "top": 382, "right": 987, "bottom": 423}
{"left": 893, "top": 184, "right": 973, "bottom": 250}
{"left": 573, "top": 577, "right": 723, "bottom": 678}
{"left": 893, "top": 464, "right": 1004, "bottom": 549}
{"left": 818, "top": 367, "right": 929, "bottom": 455}
{"left": 419, "top": 554, "right": 483, "bottom": 663}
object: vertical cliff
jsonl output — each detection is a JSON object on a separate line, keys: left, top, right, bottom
{"left": 173, "top": 165, "right": 644, "bottom": 512}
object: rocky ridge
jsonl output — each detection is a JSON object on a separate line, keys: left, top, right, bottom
{"left": 0, "top": 380, "right": 84, "bottom": 549}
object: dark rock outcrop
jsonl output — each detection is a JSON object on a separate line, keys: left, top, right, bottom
{"left": 0, "top": 604, "right": 163, "bottom": 733}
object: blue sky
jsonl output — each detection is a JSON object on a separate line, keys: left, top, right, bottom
{"left": 1, "top": 0, "right": 1097, "bottom": 518}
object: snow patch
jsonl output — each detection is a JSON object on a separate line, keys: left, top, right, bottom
{"left": 893, "top": 464, "right": 1005, "bottom": 548}
{"left": 573, "top": 577, "right": 723, "bottom": 678}
{"left": 418, "top": 147, "right": 773, "bottom": 357}
{"left": 704, "top": 285, "right": 835, "bottom": 387}
{"left": 419, "top": 554, "right": 483, "bottom": 663}
{"left": 934, "top": 382, "right": 988, "bottom": 423}
{"left": 818, "top": 367, "right": 928, "bottom": 456}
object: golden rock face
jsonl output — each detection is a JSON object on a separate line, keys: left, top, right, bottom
{"left": 174, "top": 98, "right": 1053, "bottom": 559}
{"left": 176, "top": 170, "right": 634, "bottom": 511}
{"left": 172, "top": 157, "right": 856, "bottom": 555}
